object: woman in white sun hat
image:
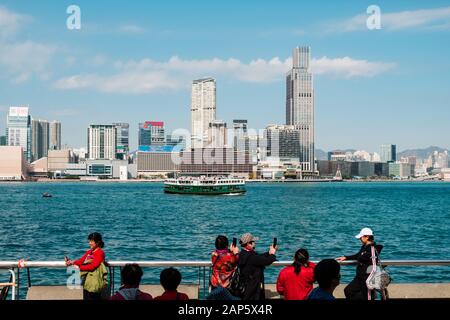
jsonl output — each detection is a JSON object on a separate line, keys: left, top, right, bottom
{"left": 336, "top": 227, "right": 383, "bottom": 300}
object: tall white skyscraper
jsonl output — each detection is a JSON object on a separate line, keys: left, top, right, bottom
{"left": 50, "top": 121, "right": 61, "bottom": 150}
{"left": 286, "top": 46, "right": 315, "bottom": 172}
{"left": 191, "top": 78, "right": 216, "bottom": 148}
{"left": 87, "top": 125, "right": 117, "bottom": 160}
{"left": 31, "top": 119, "right": 50, "bottom": 161}
{"left": 6, "top": 106, "right": 31, "bottom": 162}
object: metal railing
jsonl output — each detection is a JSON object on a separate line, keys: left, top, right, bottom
{"left": 1, "top": 260, "right": 450, "bottom": 300}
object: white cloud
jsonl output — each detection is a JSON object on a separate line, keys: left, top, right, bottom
{"left": 311, "top": 56, "right": 396, "bottom": 78}
{"left": 0, "top": 6, "right": 31, "bottom": 38}
{"left": 0, "top": 41, "right": 57, "bottom": 83}
{"left": 117, "top": 24, "right": 145, "bottom": 34}
{"left": 336, "top": 6, "right": 450, "bottom": 32}
{"left": 54, "top": 55, "right": 395, "bottom": 94}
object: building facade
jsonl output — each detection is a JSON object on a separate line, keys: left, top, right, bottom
{"left": 286, "top": 47, "right": 315, "bottom": 172}
{"left": 265, "top": 125, "right": 301, "bottom": 161}
{"left": 50, "top": 121, "right": 61, "bottom": 150}
{"left": 191, "top": 78, "right": 216, "bottom": 148}
{"left": 207, "top": 120, "right": 227, "bottom": 148}
{"left": 139, "top": 121, "right": 165, "bottom": 147}
{"left": 31, "top": 119, "right": 50, "bottom": 161}
{"left": 233, "top": 120, "right": 249, "bottom": 153}
{"left": 87, "top": 125, "right": 117, "bottom": 160}
{"left": 0, "top": 146, "right": 28, "bottom": 180}
{"left": 6, "top": 106, "right": 31, "bottom": 162}
{"left": 113, "top": 122, "right": 129, "bottom": 160}
{"left": 178, "top": 148, "right": 254, "bottom": 177}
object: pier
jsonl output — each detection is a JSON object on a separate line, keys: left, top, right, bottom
{"left": 1, "top": 260, "right": 450, "bottom": 300}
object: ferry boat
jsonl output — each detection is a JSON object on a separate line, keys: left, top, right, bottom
{"left": 164, "top": 176, "right": 246, "bottom": 195}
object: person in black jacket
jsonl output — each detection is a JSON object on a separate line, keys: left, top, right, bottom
{"left": 238, "top": 233, "right": 277, "bottom": 300}
{"left": 337, "top": 227, "right": 383, "bottom": 300}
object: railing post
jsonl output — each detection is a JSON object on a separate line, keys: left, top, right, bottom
{"left": 16, "top": 267, "right": 20, "bottom": 300}
{"left": 27, "top": 267, "right": 31, "bottom": 288}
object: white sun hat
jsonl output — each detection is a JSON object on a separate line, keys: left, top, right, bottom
{"left": 355, "top": 227, "right": 373, "bottom": 239}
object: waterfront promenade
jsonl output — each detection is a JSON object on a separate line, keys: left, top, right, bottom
{"left": 1, "top": 260, "right": 450, "bottom": 300}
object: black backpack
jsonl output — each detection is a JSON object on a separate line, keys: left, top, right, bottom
{"left": 229, "top": 265, "right": 251, "bottom": 298}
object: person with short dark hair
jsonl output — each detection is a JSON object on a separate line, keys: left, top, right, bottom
{"left": 307, "top": 259, "right": 341, "bottom": 300}
{"left": 336, "top": 227, "right": 383, "bottom": 300}
{"left": 111, "top": 264, "right": 153, "bottom": 300}
{"left": 155, "top": 267, "right": 189, "bottom": 300}
{"left": 65, "top": 232, "right": 107, "bottom": 300}
{"left": 276, "top": 248, "right": 315, "bottom": 300}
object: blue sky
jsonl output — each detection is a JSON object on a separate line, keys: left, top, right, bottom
{"left": 0, "top": 0, "right": 449, "bottom": 152}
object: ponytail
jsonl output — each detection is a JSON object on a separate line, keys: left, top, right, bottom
{"left": 293, "top": 248, "right": 309, "bottom": 275}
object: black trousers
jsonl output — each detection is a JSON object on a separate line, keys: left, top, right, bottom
{"left": 344, "top": 277, "right": 375, "bottom": 300}
{"left": 83, "top": 290, "right": 102, "bottom": 300}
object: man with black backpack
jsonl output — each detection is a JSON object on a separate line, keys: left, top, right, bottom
{"left": 233, "top": 233, "right": 277, "bottom": 300}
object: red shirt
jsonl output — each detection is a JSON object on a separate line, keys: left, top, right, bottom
{"left": 276, "top": 263, "right": 316, "bottom": 300}
{"left": 210, "top": 250, "right": 239, "bottom": 288}
{"left": 73, "top": 248, "right": 105, "bottom": 272}
{"left": 154, "top": 290, "right": 189, "bottom": 301}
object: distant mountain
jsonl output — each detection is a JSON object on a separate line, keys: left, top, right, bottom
{"left": 315, "top": 149, "right": 328, "bottom": 160}
{"left": 398, "top": 146, "right": 449, "bottom": 160}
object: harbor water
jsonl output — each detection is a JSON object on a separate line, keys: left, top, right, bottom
{"left": 1, "top": 181, "right": 450, "bottom": 290}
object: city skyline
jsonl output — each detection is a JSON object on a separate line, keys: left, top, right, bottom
{"left": 1, "top": 1, "right": 450, "bottom": 152}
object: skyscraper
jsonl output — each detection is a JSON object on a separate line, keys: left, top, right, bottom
{"left": 50, "top": 121, "right": 61, "bottom": 150}
{"left": 87, "top": 125, "right": 117, "bottom": 160}
{"left": 139, "top": 121, "right": 165, "bottom": 147}
{"left": 233, "top": 120, "right": 249, "bottom": 153}
{"left": 207, "top": 120, "right": 227, "bottom": 148}
{"left": 6, "top": 106, "right": 31, "bottom": 162}
{"left": 191, "top": 78, "right": 216, "bottom": 148}
{"left": 113, "top": 122, "right": 129, "bottom": 160}
{"left": 31, "top": 119, "right": 50, "bottom": 161}
{"left": 286, "top": 47, "right": 315, "bottom": 172}
{"left": 380, "top": 144, "right": 397, "bottom": 163}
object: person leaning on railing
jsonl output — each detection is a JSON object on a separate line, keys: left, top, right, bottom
{"left": 65, "top": 232, "right": 108, "bottom": 300}
{"left": 276, "top": 248, "right": 315, "bottom": 300}
{"left": 336, "top": 227, "right": 383, "bottom": 300}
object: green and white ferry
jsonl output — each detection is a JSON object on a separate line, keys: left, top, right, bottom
{"left": 164, "top": 176, "right": 246, "bottom": 195}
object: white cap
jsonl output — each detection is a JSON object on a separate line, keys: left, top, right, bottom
{"left": 355, "top": 227, "right": 373, "bottom": 239}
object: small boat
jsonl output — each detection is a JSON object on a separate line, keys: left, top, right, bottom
{"left": 42, "top": 192, "right": 52, "bottom": 198}
{"left": 164, "top": 176, "right": 246, "bottom": 195}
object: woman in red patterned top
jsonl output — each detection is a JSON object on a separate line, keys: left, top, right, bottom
{"left": 276, "top": 248, "right": 315, "bottom": 300}
{"left": 210, "top": 235, "right": 239, "bottom": 289}
{"left": 65, "top": 232, "right": 106, "bottom": 300}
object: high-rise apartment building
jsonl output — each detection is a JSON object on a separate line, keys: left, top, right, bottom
{"left": 50, "top": 121, "right": 61, "bottom": 150}
{"left": 6, "top": 106, "right": 32, "bottom": 162}
{"left": 139, "top": 121, "right": 165, "bottom": 147}
{"left": 191, "top": 78, "right": 216, "bottom": 148}
{"left": 31, "top": 119, "right": 50, "bottom": 161}
{"left": 286, "top": 47, "right": 315, "bottom": 172}
{"left": 87, "top": 125, "right": 117, "bottom": 160}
